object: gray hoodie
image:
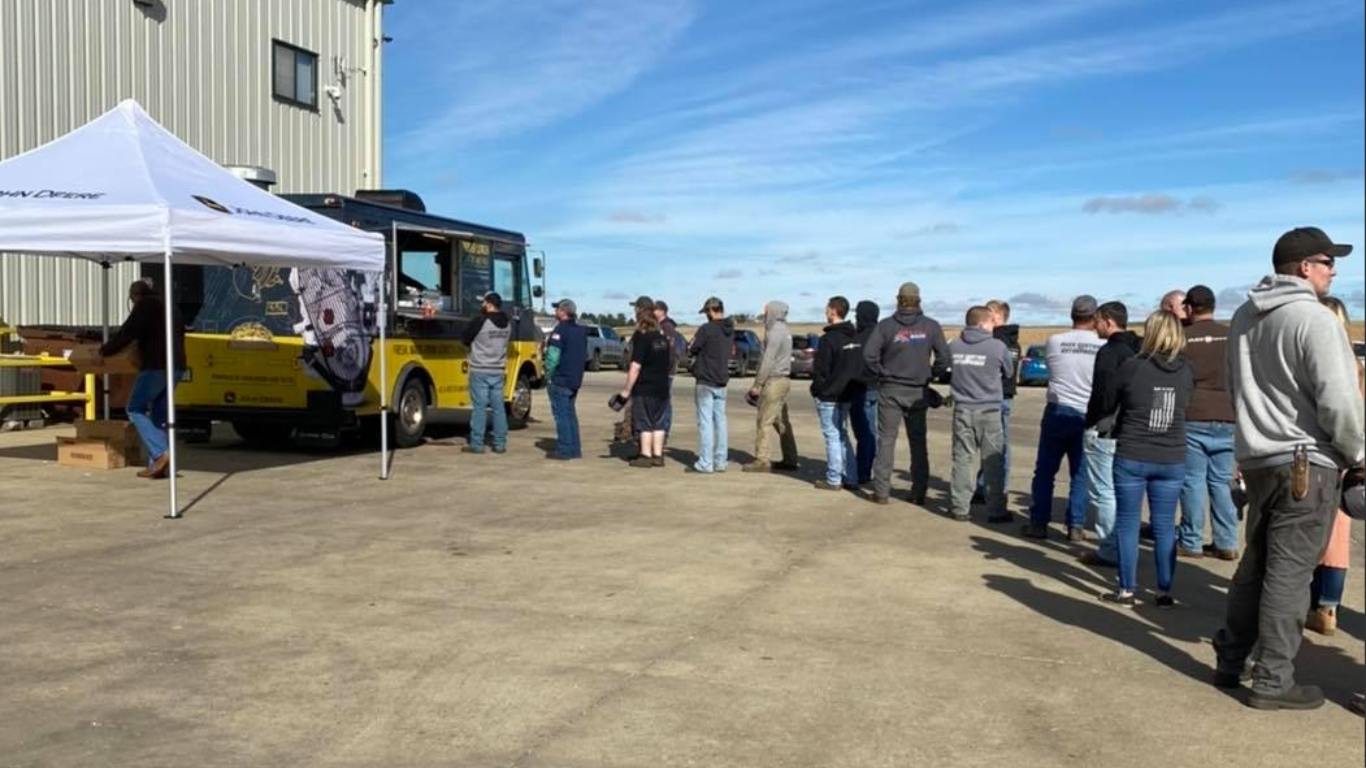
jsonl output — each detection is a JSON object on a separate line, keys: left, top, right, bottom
{"left": 1227, "top": 275, "right": 1364, "bottom": 470}
{"left": 949, "top": 327, "right": 1013, "bottom": 410}
{"left": 755, "top": 301, "right": 792, "bottom": 387}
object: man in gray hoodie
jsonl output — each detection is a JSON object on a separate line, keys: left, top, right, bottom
{"left": 461, "top": 291, "right": 512, "bottom": 454}
{"left": 1213, "top": 227, "right": 1365, "bottom": 711}
{"left": 743, "top": 300, "right": 799, "bottom": 472}
{"left": 863, "top": 282, "right": 950, "bottom": 504}
{"left": 948, "top": 306, "right": 1013, "bottom": 521}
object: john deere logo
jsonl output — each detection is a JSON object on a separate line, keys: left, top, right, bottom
{"left": 193, "top": 195, "right": 232, "bottom": 214}
{"left": 224, "top": 391, "right": 237, "bottom": 404}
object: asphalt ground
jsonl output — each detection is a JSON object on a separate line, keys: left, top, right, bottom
{"left": 1, "top": 371, "right": 1362, "bottom": 767}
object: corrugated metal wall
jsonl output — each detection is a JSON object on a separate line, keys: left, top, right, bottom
{"left": 0, "top": 0, "right": 384, "bottom": 326}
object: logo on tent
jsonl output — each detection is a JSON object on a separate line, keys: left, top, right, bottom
{"left": 193, "top": 195, "right": 232, "bottom": 214}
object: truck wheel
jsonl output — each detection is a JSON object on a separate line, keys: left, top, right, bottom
{"left": 739, "top": 354, "right": 751, "bottom": 377}
{"left": 507, "top": 371, "right": 533, "bottom": 429}
{"left": 393, "top": 377, "right": 428, "bottom": 448}
{"left": 588, "top": 350, "right": 602, "bottom": 372}
{"left": 231, "top": 421, "right": 293, "bottom": 445}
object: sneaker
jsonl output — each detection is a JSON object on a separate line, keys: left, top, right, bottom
{"left": 813, "top": 480, "right": 843, "bottom": 491}
{"left": 492, "top": 446, "right": 507, "bottom": 455}
{"left": 461, "top": 446, "right": 485, "bottom": 455}
{"left": 1020, "top": 523, "right": 1049, "bottom": 540}
{"left": 1067, "top": 527, "right": 1086, "bottom": 543}
{"left": 1177, "top": 548, "right": 1205, "bottom": 559}
{"left": 1204, "top": 545, "right": 1239, "bottom": 561}
{"left": 1078, "top": 551, "right": 1117, "bottom": 568}
{"left": 1154, "top": 594, "right": 1176, "bottom": 610}
{"left": 986, "top": 512, "right": 1013, "bottom": 524}
{"left": 1248, "top": 685, "right": 1326, "bottom": 711}
{"left": 1102, "top": 591, "right": 1139, "bottom": 608}
{"left": 773, "top": 461, "right": 801, "bottom": 473}
{"left": 869, "top": 494, "right": 890, "bottom": 506}
{"left": 629, "top": 457, "right": 655, "bottom": 469}
{"left": 1305, "top": 607, "right": 1337, "bottom": 636}
{"left": 742, "top": 462, "right": 772, "bottom": 474}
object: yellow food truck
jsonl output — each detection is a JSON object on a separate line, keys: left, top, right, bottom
{"left": 154, "top": 190, "right": 546, "bottom": 448}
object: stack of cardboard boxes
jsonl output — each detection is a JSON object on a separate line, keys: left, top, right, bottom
{"left": 57, "top": 420, "right": 145, "bottom": 470}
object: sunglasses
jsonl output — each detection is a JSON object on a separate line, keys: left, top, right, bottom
{"left": 1305, "top": 257, "right": 1336, "bottom": 269}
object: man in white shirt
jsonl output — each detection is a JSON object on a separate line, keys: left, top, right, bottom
{"left": 1022, "top": 295, "right": 1104, "bottom": 541}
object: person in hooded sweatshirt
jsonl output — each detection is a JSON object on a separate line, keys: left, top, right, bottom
{"left": 461, "top": 291, "right": 512, "bottom": 454}
{"left": 743, "top": 300, "right": 799, "bottom": 472}
{"left": 862, "top": 282, "right": 950, "bottom": 505}
{"left": 974, "top": 299, "right": 1021, "bottom": 503}
{"left": 1214, "top": 227, "right": 1365, "bottom": 712}
{"left": 849, "top": 300, "right": 882, "bottom": 487}
{"left": 1099, "top": 310, "right": 1193, "bottom": 610}
{"left": 1078, "top": 301, "right": 1142, "bottom": 567}
{"left": 948, "top": 306, "right": 1013, "bottom": 521}
{"left": 810, "top": 296, "right": 863, "bottom": 491}
{"left": 689, "top": 296, "right": 735, "bottom": 474}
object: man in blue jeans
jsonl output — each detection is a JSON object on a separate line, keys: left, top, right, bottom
{"left": 544, "top": 299, "right": 587, "bottom": 460}
{"left": 688, "top": 297, "right": 734, "bottom": 473}
{"left": 97, "top": 280, "right": 186, "bottom": 479}
{"left": 1079, "top": 301, "right": 1141, "bottom": 565}
{"left": 810, "top": 297, "right": 862, "bottom": 491}
{"left": 1023, "top": 295, "right": 1104, "bottom": 541}
{"left": 1175, "top": 285, "right": 1239, "bottom": 559}
{"left": 461, "top": 292, "right": 512, "bottom": 454}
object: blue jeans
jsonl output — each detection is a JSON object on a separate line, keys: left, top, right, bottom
{"left": 1084, "top": 429, "right": 1118, "bottom": 563}
{"left": 547, "top": 383, "right": 581, "bottom": 459}
{"left": 1028, "top": 403, "right": 1088, "bottom": 528}
{"left": 1177, "top": 421, "right": 1238, "bottom": 553}
{"left": 977, "top": 397, "right": 1013, "bottom": 495}
{"left": 468, "top": 370, "right": 508, "bottom": 451}
{"left": 694, "top": 384, "right": 728, "bottom": 473}
{"left": 127, "top": 370, "right": 178, "bottom": 464}
{"left": 1311, "top": 566, "right": 1348, "bottom": 609}
{"left": 849, "top": 387, "right": 878, "bottom": 485}
{"left": 816, "top": 400, "right": 855, "bottom": 486}
{"left": 1114, "top": 456, "right": 1185, "bottom": 594}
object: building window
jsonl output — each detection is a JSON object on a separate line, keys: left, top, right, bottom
{"left": 272, "top": 40, "right": 318, "bottom": 109}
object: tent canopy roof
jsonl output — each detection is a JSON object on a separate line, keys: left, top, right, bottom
{"left": 0, "top": 100, "right": 385, "bottom": 271}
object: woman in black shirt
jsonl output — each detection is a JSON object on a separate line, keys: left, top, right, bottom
{"left": 1103, "top": 310, "right": 1195, "bottom": 608}
{"left": 620, "top": 313, "right": 673, "bottom": 468}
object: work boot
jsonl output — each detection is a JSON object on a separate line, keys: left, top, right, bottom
{"left": 1020, "top": 523, "right": 1049, "bottom": 540}
{"left": 1067, "top": 526, "right": 1086, "bottom": 543}
{"left": 1305, "top": 607, "right": 1337, "bottom": 636}
{"left": 1248, "top": 685, "right": 1326, "bottom": 711}
{"left": 742, "top": 462, "right": 772, "bottom": 473}
{"left": 773, "top": 461, "right": 801, "bottom": 473}
{"left": 1177, "top": 548, "right": 1205, "bottom": 559}
{"left": 147, "top": 453, "right": 170, "bottom": 479}
{"left": 1204, "top": 545, "right": 1239, "bottom": 561}
{"left": 813, "top": 480, "right": 842, "bottom": 491}
{"left": 869, "top": 494, "right": 890, "bottom": 506}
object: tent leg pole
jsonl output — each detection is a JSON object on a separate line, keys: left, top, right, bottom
{"left": 162, "top": 250, "right": 180, "bottom": 519}
{"left": 101, "top": 262, "right": 111, "bottom": 420}
{"left": 379, "top": 235, "right": 390, "bottom": 480}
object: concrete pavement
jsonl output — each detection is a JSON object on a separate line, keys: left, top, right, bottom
{"left": 1, "top": 373, "right": 1362, "bottom": 767}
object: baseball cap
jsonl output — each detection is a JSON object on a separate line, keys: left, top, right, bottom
{"left": 1273, "top": 227, "right": 1353, "bottom": 266}
{"left": 654, "top": 299, "right": 670, "bottom": 314}
{"left": 1071, "top": 295, "right": 1098, "bottom": 318}
{"left": 554, "top": 298, "right": 577, "bottom": 316}
{"left": 1184, "top": 285, "right": 1215, "bottom": 311}
{"left": 699, "top": 296, "right": 725, "bottom": 313}
{"left": 631, "top": 295, "right": 655, "bottom": 313}
{"left": 480, "top": 291, "right": 503, "bottom": 308}
{"left": 897, "top": 282, "right": 921, "bottom": 300}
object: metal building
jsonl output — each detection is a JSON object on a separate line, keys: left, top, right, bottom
{"left": 0, "top": 0, "right": 389, "bottom": 326}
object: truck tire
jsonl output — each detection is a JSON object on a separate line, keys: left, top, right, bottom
{"left": 739, "top": 354, "right": 751, "bottom": 377}
{"left": 231, "top": 421, "right": 293, "bottom": 445}
{"left": 507, "top": 370, "right": 533, "bottom": 429}
{"left": 393, "top": 376, "right": 429, "bottom": 448}
{"left": 588, "top": 349, "right": 602, "bottom": 372}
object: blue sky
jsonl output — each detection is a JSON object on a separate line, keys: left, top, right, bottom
{"left": 383, "top": 0, "right": 1365, "bottom": 324}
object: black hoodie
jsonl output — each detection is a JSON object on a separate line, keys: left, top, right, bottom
{"left": 994, "top": 324, "right": 1022, "bottom": 399}
{"left": 1103, "top": 353, "right": 1195, "bottom": 464}
{"left": 689, "top": 317, "right": 736, "bottom": 388}
{"left": 811, "top": 321, "right": 863, "bottom": 402}
{"left": 852, "top": 301, "right": 881, "bottom": 389}
{"left": 863, "top": 309, "right": 949, "bottom": 388}
{"left": 1084, "top": 330, "right": 1142, "bottom": 433}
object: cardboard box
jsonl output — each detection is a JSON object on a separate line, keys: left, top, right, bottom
{"left": 57, "top": 420, "right": 146, "bottom": 469}
{"left": 67, "top": 344, "right": 140, "bottom": 375}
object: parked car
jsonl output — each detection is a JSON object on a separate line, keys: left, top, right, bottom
{"left": 581, "top": 324, "right": 627, "bottom": 371}
{"left": 790, "top": 334, "right": 819, "bottom": 379}
{"left": 730, "top": 329, "right": 763, "bottom": 377}
{"left": 1018, "top": 344, "right": 1049, "bottom": 387}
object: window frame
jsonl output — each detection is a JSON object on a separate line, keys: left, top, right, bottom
{"left": 272, "top": 39, "right": 320, "bottom": 111}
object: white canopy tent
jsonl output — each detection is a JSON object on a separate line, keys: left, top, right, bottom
{"left": 0, "top": 100, "right": 390, "bottom": 518}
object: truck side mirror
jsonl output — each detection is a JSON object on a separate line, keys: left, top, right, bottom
{"left": 533, "top": 258, "right": 544, "bottom": 279}
{"left": 532, "top": 285, "right": 544, "bottom": 299}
